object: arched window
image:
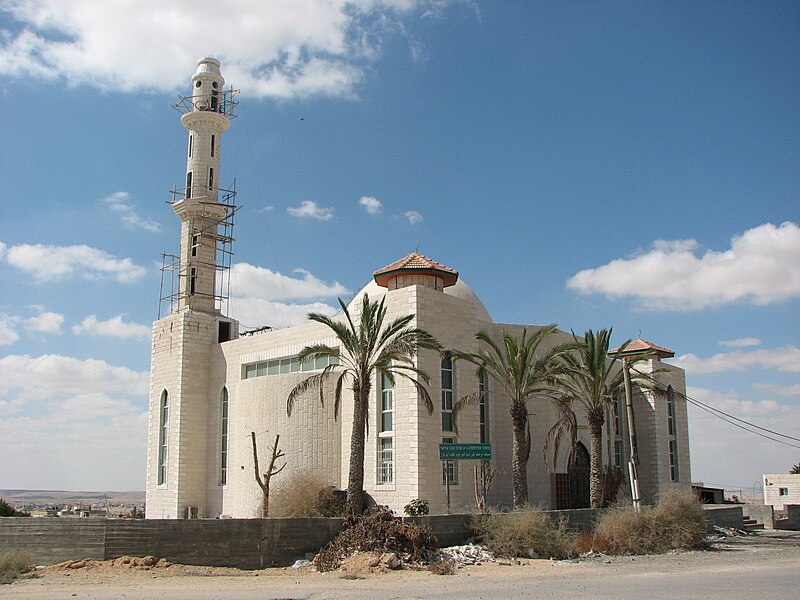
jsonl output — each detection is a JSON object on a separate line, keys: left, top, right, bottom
{"left": 220, "top": 387, "right": 229, "bottom": 485}
{"left": 157, "top": 390, "right": 169, "bottom": 485}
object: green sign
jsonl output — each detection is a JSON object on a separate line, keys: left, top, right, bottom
{"left": 439, "top": 443, "right": 492, "bottom": 460}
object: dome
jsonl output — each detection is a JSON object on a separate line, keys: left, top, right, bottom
{"left": 347, "top": 278, "right": 492, "bottom": 323}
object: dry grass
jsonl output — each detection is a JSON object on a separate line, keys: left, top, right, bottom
{"left": 471, "top": 507, "right": 579, "bottom": 560}
{"left": 269, "top": 470, "right": 339, "bottom": 517}
{"left": 0, "top": 552, "right": 32, "bottom": 585}
{"left": 592, "top": 488, "right": 709, "bottom": 555}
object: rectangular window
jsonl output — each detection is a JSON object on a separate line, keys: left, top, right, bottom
{"left": 191, "top": 233, "right": 198, "bottom": 257}
{"left": 441, "top": 355, "right": 454, "bottom": 432}
{"left": 669, "top": 439, "right": 679, "bottom": 482}
{"left": 614, "top": 439, "right": 623, "bottom": 468}
{"left": 241, "top": 354, "right": 339, "bottom": 379}
{"left": 189, "top": 267, "right": 196, "bottom": 295}
{"left": 208, "top": 167, "right": 214, "bottom": 190}
{"left": 185, "top": 171, "right": 193, "bottom": 198}
{"left": 244, "top": 364, "right": 257, "bottom": 379}
{"left": 779, "top": 487, "right": 789, "bottom": 496}
{"left": 379, "top": 438, "right": 394, "bottom": 484}
{"left": 188, "top": 134, "right": 193, "bottom": 158}
{"left": 220, "top": 388, "right": 228, "bottom": 485}
{"left": 158, "top": 391, "right": 169, "bottom": 485}
{"left": 211, "top": 134, "right": 215, "bottom": 157}
{"left": 442, "top": 437, "right": 458, "bottom": 485}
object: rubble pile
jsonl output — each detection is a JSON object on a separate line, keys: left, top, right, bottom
{"left": 432, "top": 544, "right": 496, "bottom": 567}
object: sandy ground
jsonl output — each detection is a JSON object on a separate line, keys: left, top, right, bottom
{"left": 4, "top": 530, "right": 800, "bottom": 599}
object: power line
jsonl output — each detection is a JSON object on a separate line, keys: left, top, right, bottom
{"left": 631, "top": 368, "right": 800, "bottom": 449}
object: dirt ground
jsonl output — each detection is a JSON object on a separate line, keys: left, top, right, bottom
{"left": 4, "top": 530, "right": 800, "bottom": 599}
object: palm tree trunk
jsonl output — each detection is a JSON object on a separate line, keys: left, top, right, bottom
{"left": 346, "top": 383, "right": 370, "bottom": 516}
{"left": 511, "top": 403, "right": 529, "bottom": 509}
{"left": 588, "top": 414, "right": 604, "bottom": 509}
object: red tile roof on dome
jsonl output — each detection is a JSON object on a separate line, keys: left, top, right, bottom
{"left": 609, "top": 338, "right": 675, "bottom": 358}
{"left": 373, "top": 252, "right": 459, "bottom": 288}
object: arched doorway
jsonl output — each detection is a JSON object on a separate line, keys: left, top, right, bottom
{"left": 568, "top": 443, "right": 591, "bottom": 509}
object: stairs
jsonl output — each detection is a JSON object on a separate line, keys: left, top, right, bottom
{"left": 742, "top": 514, "right": 765, "bottom": 531}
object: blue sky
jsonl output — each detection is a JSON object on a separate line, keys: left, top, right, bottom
{"left": 1, "top": 1, "right": 798, "bottom": 497}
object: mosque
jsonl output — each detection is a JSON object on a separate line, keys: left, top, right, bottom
{"left": 145, "top": 58, "right": 691, "bottom": 519}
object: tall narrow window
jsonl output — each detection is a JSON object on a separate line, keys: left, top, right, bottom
{"left": 220, "top": 387, "right": 229, "bottom": 485}
{"left": 158, "top": 390, "right": 169, "bottom": 485}
{"left": 188, "top": 134, "right": 193, "bottom": 158}
{"left": 442, "top": 437, "right": 458, "bottom": 485}
{"left": 380, "top": 372, "right": 393, "bottom": 432}
{"left": 185, "top": 171, "right": 193, "bottom": 199}
{"left": 378, "top": 372, "right": 394, "bottom": 484}
{"left": 666, "top": 386, "right": 675, "bottom": 436}
{"left": 479, "top": 371, "right": 489, "bottom": 443}
{"left": 613, "top": 392, "right": 623, "bottom": 436}
{"left": 613, "top": 439, "right": 623, "bottom": 468}
{"left": 208, "top": 167, "right": 214, "bottom": 190}
{"left": 190, "top": 267, "right": 196, "bottom": 295}
{"left": 379, "top": 438, "right": 393, "bottom": 484}
{"left": 669, "top": 439, "right": 679, "bottom": 482}
{"left": 191, "top": 233, "right": 198, "bottom": 257}
{"left": 210, "top": 134, "right": 215, "bottom": 157}
{"left": 441, "top": 354, "right": 454, "bottom": 431}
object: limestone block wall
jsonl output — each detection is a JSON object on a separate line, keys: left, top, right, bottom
{"left": 146, "top": 310, "right": 220, "bottom": 519}
{"left": 208, "top": 321, "right": 343, "bottom": 518}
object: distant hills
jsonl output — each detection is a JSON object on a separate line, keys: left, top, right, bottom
{"left": 0, "top": 489, "right": 145, "bottom": 506}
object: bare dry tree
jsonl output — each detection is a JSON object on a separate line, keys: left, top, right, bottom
{"left": 251, "top": 431, "right": 286, "bottom": 518}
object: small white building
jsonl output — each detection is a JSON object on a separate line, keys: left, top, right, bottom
{"left": 145, "top": 59, "right": 693, "bottom": 519}
{"left": 763, "top": 474, "right": 800, "bottom": 510}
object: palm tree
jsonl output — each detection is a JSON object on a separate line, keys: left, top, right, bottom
{"left": 287, "top": 293, "right": 441, "bottom": 516}
{"left": 550, "top": 329, "right": 650, "bottom": 508}
{"left": 451, "top": 325, "right": 574, "bottom": 509}
{"left": 790, "top": 463, "right": 800, "bottom": 475}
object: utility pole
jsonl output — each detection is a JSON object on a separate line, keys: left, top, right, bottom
{"left": 623, "top": 358, "right": 641, "bottom": 511}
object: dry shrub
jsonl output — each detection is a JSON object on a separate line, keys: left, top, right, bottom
{"left": 269, "top": 470, "right": 336, "bottom": 517}
{"left": 0, "top": 552, "right": 32, "bottom": 585}
{"left": 593, "top": 488, "right": 708, "bottom": 555}
{"left": 314, "top": 507, "right": 438, "bottom": 572}
{"left": 471, "top": 507, "right": 579, "bottom": 559}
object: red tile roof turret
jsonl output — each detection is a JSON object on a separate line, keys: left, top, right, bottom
{"left": 373, "top": 252, "right": 459, "bottom": 288}
{"left": 609, "top": 338, "right": 675, "bottom": 358}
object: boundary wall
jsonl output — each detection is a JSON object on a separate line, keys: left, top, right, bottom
{"left": 5, "top": 506, "right": 746, "bottom": 569}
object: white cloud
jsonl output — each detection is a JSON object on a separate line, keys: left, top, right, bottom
{"left": 104, "top": 191, "right": 161, "bottom": 233}
{"left": 359, "top": 195, "right": 383, "bottom": 215}
{"left": 0, "top": 354, "right": 149, "bottom": 401}
{"left": 287, "top": 200, "right": 335, "bottom": 221}
{"left": 687, "top": 386, "right": 800, "bottom": 496}
{"left": 719, "top": 337, "right": 762, "bottom": 348}
{"left": 673, "top": 345, "right": 800, "bottom": 374}
{"left": 0, "top": 314, "right": 20, "bottom": 346}
{"left": 0, "top": 0, "right": 452, "bottom": 100}
{"left": 24, "top": 311, "right": 64, "bottom": 334}
{"left": 404, "top": 210, "right": 423, "bottom": 225}
{"left": 566, "top": 222, "right": 800, "bottom": 310}
{"left": 259, "top": 206, "right": 275, "bottom": 213}
{"left": 0, "top": 352, "right": 150, "bottom": 489}
{"left": 232, "top": 296, "right": 340, "bottom": 330}
{"left": 232, "top": 263, "right": 349, "bottom": 301}
{"left": 72, "top": 314, "right": 151, "bottom": 341}
{"left": 2, "top": 242, "right": 147, "bottom": 282}
{"left": 752, "top": 383, "right": 800, "bottom": 398}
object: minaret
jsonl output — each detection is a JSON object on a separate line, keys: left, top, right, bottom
{"left": 146, "top": 58, "right": 239, "bottom": 519}
{"left": 174, "top": 56, "right": 231, "bottom": 313}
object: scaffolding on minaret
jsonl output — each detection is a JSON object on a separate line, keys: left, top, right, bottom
{"left": 158, "top": 182, "right": 239, "bottom": 319}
